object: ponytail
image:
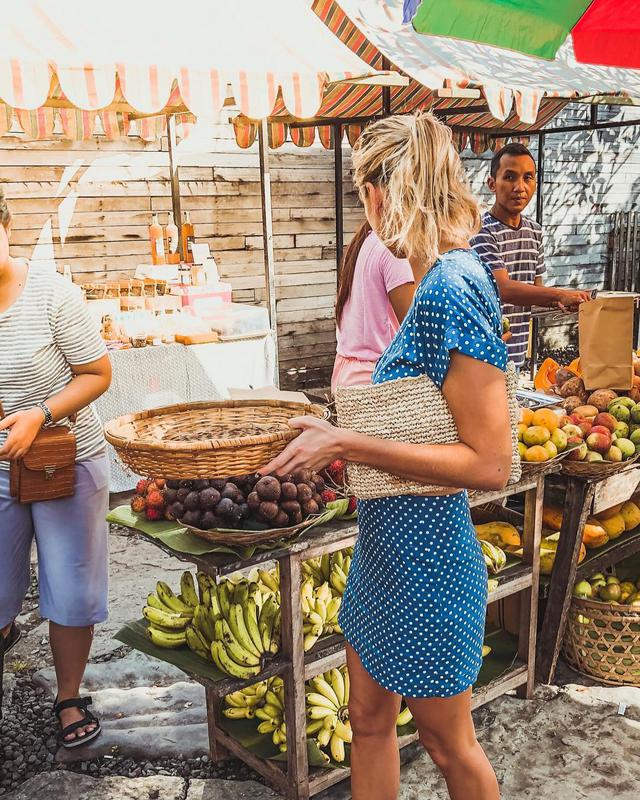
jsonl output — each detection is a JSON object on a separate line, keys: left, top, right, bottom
{"left": 335, "top": 221, "right": 371, "bottom": 326}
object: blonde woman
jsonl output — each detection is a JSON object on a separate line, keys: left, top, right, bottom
{"left": 262, "top": 113, "right": 511, "bottom": 800}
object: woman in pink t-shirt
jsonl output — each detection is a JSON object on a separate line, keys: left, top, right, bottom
{"left": 332, "top": 222, "right": 415, "bottom": 391}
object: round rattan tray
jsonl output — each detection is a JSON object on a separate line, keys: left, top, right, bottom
{"left": 561, "top": 452, "right": 640, "bottom": 478}
{"left": 563, "top": 595, "right": 640, "bottom": 686}
{"left": 104, "top": 399, "right": 328, "bottom": 479}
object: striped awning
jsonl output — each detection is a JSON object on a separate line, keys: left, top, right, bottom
{"left": 0, "top": 0, "right": 401, "bottom": 141}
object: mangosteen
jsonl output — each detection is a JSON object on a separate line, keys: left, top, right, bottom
{"left": 259, "top": 501, "right": 279, "bottom": 521}
{"left": 273, "top": 510, "right": 289, "bottom": 528}
{"left": 199, "top": 487, "right": 221, "bottom": 510}
{"left": 280, "top": 482, "right": 297, "bottom": 501}
{"left": 210, "top": 478, "right": 228, "bottom": 492}
{"left": 313, "top": 493, "right": 324, "bottom": 509}
{"left": 247, "top": 492, "right": 261, "bottom": 511}
{"left": 168, "top": 501, "right": 185, "bottom": 520}
{"left": 193, "top": 479, "right": 210, "bottom": 491}
{"left": 297, "top": 483, "right": 313, "bottom": 503}
{"left": 311, "top": 473, "right": 326, "bottom": 493}
{"left": 255, "top": 476, "right": 281, "bottom": 502}
{"left": 302, "top": 499, "right": 319, "bottom": 516}
{"left": 184, "top": 491, "right": 201, "bottom": 512}
{"left": 228, "top": 504, "right": 244, "bottom": 527}
{"left": 221, "top": 482, "right": 239, "bottom": 500}
{"left": 216, "top": 497, "right": 235, "bottom": 518}
{"left": 163, "top": 488, "right": 178, "bottom": 505}
{"left": 239, "top": 503, "right": 250, "bottom": 520}
{"left": 281, "top": 500, "right": 301, "bottom": 516}
{"left": 166, "top": 479, "right": 181, "bottom": 490}
{"left": 292, "top": 469, "right": 313, "bottom": 485}
{"left": 291, "top": 510, "right": 303, "bottom": 525}
{"left": 182, "top": 509, "right": 202, "bottom": 528}
{"left": 179, "top": 480, "right": 194, "bottom": 490}
{"left": 176, "top": 487, "right": 190, "bottom": 504}
{"left": 246, "top": 473, "right": 260, "bottom": 487}
{"left": 201, "top": 510, "right": 221, "bottom": 530}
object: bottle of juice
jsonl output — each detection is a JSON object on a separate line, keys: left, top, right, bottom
{"left": 181, "top": 210, "right": 194, "bottom": 264}
{"left": 149, "top": 213, "right": 165, "bottom": 265}
{"left": 165, "top": 214, "right": 180, "bottom": 264}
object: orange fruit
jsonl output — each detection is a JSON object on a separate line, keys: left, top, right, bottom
{"left": 525, "top": 445, "right": 550, "bottom": 463}
{"left": 520, "top": 407, "right": 534, "bottom": 426}
{"left": 532, "top": 408, "right": 559, "bottom": 432}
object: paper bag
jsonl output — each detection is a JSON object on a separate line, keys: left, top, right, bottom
{"left": 579, "top": 293, "right": 635, "bottom": 390}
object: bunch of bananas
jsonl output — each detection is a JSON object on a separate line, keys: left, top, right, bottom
{"left": 255, "top": 678, "right": 288, "bottom": 753}
{"left": 302, "top": 548, "right": 353, "bottom": 595}
{"left": 143, "top": 573, "right": 199, "bottom": 648}
{"left": 222, "top": 680, "right": 268, "bottom": 720}
{"left": 301, "top": 579, "right": 342, "bottom": 652}
{"left": 306, "top": 667, "right": 352, "bottom": 763}
{"left": 480, "top": 540, "right": 507, "bottom": 574}
{"left": 186, "top": 573, "right": 282, "bottom": 679}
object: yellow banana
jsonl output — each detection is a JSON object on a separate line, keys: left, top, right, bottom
{"left": 329, "top": 668, "right": 345, "bottom": 706}
{"left": 308, "top": 705, "right": 336, "bottom": 720}
{"left": 258, "top": 569, "right": 280, "bottom": 594}
{"left": 156, "top": 581, "right": 194, "bottom": 615}
{"left": 185, "top": 626, "right": 211, "bottom": 660}
{"left": 317, "top": 726, "right": 332, "bottom": 747}
{"left": 396, "top": 706, "right": 413, "bottom": 727}
{"left": 341, "top": 667, "right": 350, "bottom": 704}
{"left": 180, "top": 571, "right": 199, "bottom": 608}
{"left": 330, "top": 569, "right": 346, "bottom": 595}
{"left": 304, "top": 632, "right": 320, "bottom": 651}
{"left": 220, "top": 619, "right": 261, "bottom": 667}
{"left": 334, "top": 719, "right": 352, "bottom": 743}
{"left": 255, "top": 707, "right": 278, "bottom": 723}
{"left": 306, "top": 692, "right": 338, "bottom": 712}
{"left": 216, "top": 581, "right": 231, "bottom": 621}
{"left": 194, "top": 604, "right": 216, "bottom": 643}
{"left": 265, "top": 689, "right": 283, "bottom": 711}
{"left": 143, "top": 606, "right": 190, "bottom": 631}
{"left": 223, "top": 706, "right": 255, "bottom": 719}
{"left": 258, "top": 596, "right": 277, "bottom": 652}
{"left": 310, "top": 675, "right": 341, "bottom": 708}
{"left": 257, "top": 720, "right": 277, "bottom": 734}
{"left": 210, "top": 641, "right": 260, "bottom": 679}
{"left": 320, "top": 554, "right": 331, "bottom": 582}
{"left": 306, "top": 719, "right": 324, "bottom": 736}
{"left": 244, "top": 598, "right": 265, "bottom": 655}
{"left": 482, "top": 645, "right": 492, "bottom": 657}
{"left": 229, "top": 603, "right": 262, "bottom": 659}
{"left": 269, "top": 610, "right": 281, "bottom": 654}
{"left": 146, "top": 593, "right": 168, "bottom": 612}
{"left": 330, "top": 733, "right": 346, "bottom": 763}
{"left": 317, "top": 582, "right": 332, "bottom": 604}
{"left": 147, "top": 627, "right": 186, "bottom": 649}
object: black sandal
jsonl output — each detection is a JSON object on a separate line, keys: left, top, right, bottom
{"left": 53, "top": 696, "right": 102, "bottom": 749}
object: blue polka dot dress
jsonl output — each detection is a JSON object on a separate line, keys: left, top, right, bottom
{"left": 339, "top": 249, "right": 507, "bottom": 698}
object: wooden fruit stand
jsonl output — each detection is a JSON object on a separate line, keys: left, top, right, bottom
{"left": 536, "top": 465, "right": 640, "bottom": 684}
{"left": 116, "top": 468, "right": 548, "bottom": 800}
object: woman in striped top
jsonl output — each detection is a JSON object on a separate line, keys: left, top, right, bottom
{"left": 0, "top": 189, "right": 112, "bottom": 748}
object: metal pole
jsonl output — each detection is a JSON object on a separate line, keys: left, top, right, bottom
{"left": 381, "top": 56, "right": 392, "bottom": 116}
{"left": 258, "top": 120, "right": 280, "bottom": 386}
{"left": 166, "top": 115, "right": 183, "bottom": 253}
{"left": 334, "top": 124, "right": 344, "bottom": 276}
{"left": 536, "top": 133, "right": 545, "bottom": 225}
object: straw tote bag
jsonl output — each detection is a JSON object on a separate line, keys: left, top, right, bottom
{"left": 334, "top": 363, "right": 521, "bottom": 500}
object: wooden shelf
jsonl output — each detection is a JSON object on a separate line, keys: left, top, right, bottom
{"left": 576, "top": 528, "right": 640, "bottom": 579}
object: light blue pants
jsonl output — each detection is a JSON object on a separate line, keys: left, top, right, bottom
{"left": 0, "top": 453, "right": 109, "bottom": 627}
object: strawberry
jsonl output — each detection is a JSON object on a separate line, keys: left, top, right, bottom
{"left": 145, "top": 506, "right": 164, "bottom": 522}
{"left": 130, "top": 494, "right": 146, "bottom": 514}
{"left": 135, "top": 479, "right": 149, "bottom": 495}
{"left": 321, "top": 489, "right": 338, "bottom": 504}
{"left": 347, "top": 496, "right": 357, "bottom": 515}
{"left": 146, "top": 490, "right": 166, "bottom": 510}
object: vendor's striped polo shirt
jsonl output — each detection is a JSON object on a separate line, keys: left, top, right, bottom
{"left": 471, "top": 212, "right": 546, "bottom": 369}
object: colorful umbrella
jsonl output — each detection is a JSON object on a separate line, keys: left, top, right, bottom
{"left": 405, "top": 1, "right": 640, "bottom": 69}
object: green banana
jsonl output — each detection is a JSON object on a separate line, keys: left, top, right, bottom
{"left": 258, "top": 596, "right": 277, "bottom": 652}
{"left": 220, "top": 618, "right": 261, "bottom": 667}
{"left": 217, "top": 581, "right": 231, "bottom": 621}
{"left": 147, "top": 627, "right": 187, "bottom": 649}
{"left": 396, "top": 706, "right": 413, "bottom": 727}
{"left": 143, "top": 606, "right": 190, "bottom": 631}
{"left": 156, "top": 581, "right": 194, "bottom": 615}
{"left": 229, "top": 603, "right": 262, "bottom": 659}
{"left": 269, "top": 609, "right": 281, "bottom": 654}
{"left": 320, "top": 554, "right": 331, "bottom": 581}
{"left": 180, "top": 571, "right": 199, "bottom": 608}
{"left": 210, "top": 641, "right": 260, "bottom": 679}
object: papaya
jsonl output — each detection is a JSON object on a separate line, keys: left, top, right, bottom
{"left": 534, "top": 357, "right": 560, "bottom": 392}
{"left": 539, "top": 534, "right": 586, "bottom": 575}
{"left": 596, "top": 503, "right": 625, "bottom": 520}
{"left": 582, "top": 518, "right": 610, "bottom": 549}
{"left": 568, "top": 358, "right": 582, "bottom": 377}
{"left": 542, "top": 505, "right": 564, "bottom": 531}
{"left": 475, "top": 521, "right": 521, "bottom": 549}
{"left": 620, "top": 501, "right": 640, "bottom": 532}
{"left": 598, "top": 513, "right": 626, "bottom": 540}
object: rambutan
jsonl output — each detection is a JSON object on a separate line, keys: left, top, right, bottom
{"left": 146, "top": 490, "right": 166, "bottom": 510}
{"left": 145, "top": 506, "right": 164, "bottom": 522}
{"left": 130, "top": 494, "right": 146, "bottom": 514}
{"left": 326, "top": 459, "right": 346, "bottom": 485}
{"left": 152, "top": 478, "right": 166, "bottom": 489}
{"left": 135, "top": 479, "right": 150, "bottom": 495}
{"left": 347, "top": 496, "right": 357, "bottom": 515}
{"left": 145, "top": 481, "right": 161, "bottom": 495}
{"left": 321, "top": 489, "right": 338, "bottom": 504}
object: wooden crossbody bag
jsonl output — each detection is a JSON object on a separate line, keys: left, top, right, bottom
{"left": 1, "top": 401, "right": 77, "bottom": 503}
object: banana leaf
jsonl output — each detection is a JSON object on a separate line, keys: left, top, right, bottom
{"left": 477, "top": 627, "right": 519, "bottom": 687}
{"left": 219, "top": 716, "right": 332, "bottom": 768}
{"left": 114, "top": 618, "right": 226, "bottom": 682}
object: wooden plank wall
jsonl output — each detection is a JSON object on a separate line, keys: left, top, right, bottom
{"left": 1, "top": 105, "right": 638, "bottom": 389}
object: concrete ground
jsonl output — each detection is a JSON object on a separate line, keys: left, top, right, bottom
{"left": 4, "top": 525, "right": 640, "bottom": 800}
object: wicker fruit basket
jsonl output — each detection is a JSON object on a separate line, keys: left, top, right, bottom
{"left": 104, "top": 399, "right": 328, "bottom": 479}
{"left": 561, "top": 453, "right": 640, "bottom": 478}
{"left": 180, "top": 517, "right": 317, "bottom": 548}
{"left": 563, "top": 595, "right": 640, "bottom": 686}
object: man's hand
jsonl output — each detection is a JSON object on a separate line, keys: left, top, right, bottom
{"left": 0, "top": 408, "right": 45, "bottom": 461}
{"left": 555, "top": 289, "right": 592, "bottom": 312}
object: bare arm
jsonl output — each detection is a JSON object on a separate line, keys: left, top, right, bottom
{"left": 494, "top": 269, "right": 590, "bottom": 310}
{"left": 261, "top": 352, "right": 512, "bottom": 492}
{"left": 387, "top": 282, "right": 415, "bottom": 325}
{"left": 0, "top": 355, "right": 112, "bottom": 460}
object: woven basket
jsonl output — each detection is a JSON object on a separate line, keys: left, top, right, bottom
{"left": 180, "top": 517, "right": 316, "bottom": 547}
{"left": 561, "top": 453, "right": 640, "bottom": 478}
{"left": 335, "top": 364, "right": 521, "bottom": 500}
{"left": 104, "top": 400, "right": 328, "bottom": 479}
{"left": 520, "top": 446, "right": 577, "bottom": 477}
{"left": 563, "top": 595, "right": 640, "bottom": 686}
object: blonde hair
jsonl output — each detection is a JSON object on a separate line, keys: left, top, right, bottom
{"left": 0, "top": 187, "right": 11, "bottom": 228}
{"left": 352, "top": 113, "right": 480, "bottom": 265}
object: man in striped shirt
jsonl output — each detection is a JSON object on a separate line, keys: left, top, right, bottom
{"left": 471, "top": 143, "right": 590, "bottom": 369}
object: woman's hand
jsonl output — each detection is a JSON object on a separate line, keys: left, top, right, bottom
{"left": 0, "top": 407, "right": 45, "bottom": 461}
{"left": 260, "top": 417, "right": 346, "bottom": 477}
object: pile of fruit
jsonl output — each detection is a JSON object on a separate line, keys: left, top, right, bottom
{"left": 534, "top": 356, "right": 640, "bottom": 402}
{"left": 539, "top": 499, "right": 640, "bottom": 574}
{"left": 130, "top": 461, "right": 356, "bottom": 532}
{"left": 573, "top": 572, "right": 640, "bottom": 606}
{"left": 518, "top": 395, "right": 640, "bottom": 465}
